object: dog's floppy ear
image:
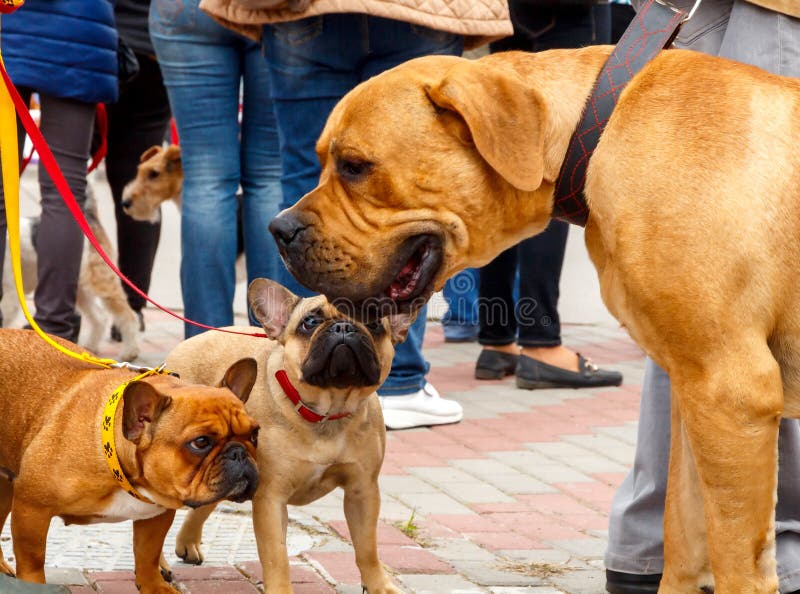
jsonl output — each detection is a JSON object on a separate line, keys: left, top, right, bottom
{"left": 220, "top": 358, "right": 258, "bottom": 404}
{"left": 139, "top": 145, "right": 162, "bottom": 163}
{"left": 426, "top": 60, "right": 545, "bottom": 192}
{"left": 122, "top": 381, "right": 172, "bottom": 443}
{"left": 248, "top": 278, "right": 300, "bottom": 340}
{"left": 164, "top": 144, "right": 182, "bottom": 173}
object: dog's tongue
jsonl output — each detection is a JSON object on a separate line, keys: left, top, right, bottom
{"left": 389, "top": 257, "right": 420, "bottom": 300}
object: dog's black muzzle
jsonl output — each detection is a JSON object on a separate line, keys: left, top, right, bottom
{"left": 301, "top": 321, "right": 382, "bottom": 389}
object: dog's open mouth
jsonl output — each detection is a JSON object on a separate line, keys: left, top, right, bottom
{"left": 385, "top": 234, "right": 442, "bottom": 309}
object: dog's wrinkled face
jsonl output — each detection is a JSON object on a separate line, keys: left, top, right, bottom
{"left": 121, "top": 144, "right": 182, "bottom": 223}
{"left": 122, "top": 359, "right": 260, "bottom": 508}
{"left": 270, "top": 54, "right": 552, "bottom": 317}
{"left": 249, "top": 279, "right": 403, "bottom": 401}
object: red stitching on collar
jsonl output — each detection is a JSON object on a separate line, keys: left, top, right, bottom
{"left": 274, "top": 370, "right": 351, "bottom": 423}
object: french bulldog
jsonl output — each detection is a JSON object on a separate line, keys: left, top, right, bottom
{"left": 0, "top": 328, "right": 260, "bottom": 593}
{"left": 165, "top": 278, "right": 407, "bottom": 593}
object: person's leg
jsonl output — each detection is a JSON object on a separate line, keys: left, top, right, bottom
{"left": 362, "top": 17, "right": 463, "bottom": 426}
{"left": 605, "top": 358, "right": 669, "bottom": 583}
{"left": 0, "top": 88, "right": 32, "bottom": 328}
{"left": 475, "top": 246, "right": 520, "bottom": 378}
{"left": 150, "top": 0, "right": 242, "bottom": 338}
{"left": 239, "top": 37, "right": 283, "bottom": 297}
{"left": 442, "top": 269, "right": 479, "bottom": 342}
{"left": 105, "top": 54, "right": 172, "bottom": 318}
{"left": 262, "top": 14, "right": 361, "bottom": 297}
{"left": 33, "top": 94, "right": 96, "bottom": 341}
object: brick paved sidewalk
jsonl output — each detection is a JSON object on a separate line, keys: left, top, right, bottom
{"left": 1, "top": 308, "right": 645, "bottom": 594}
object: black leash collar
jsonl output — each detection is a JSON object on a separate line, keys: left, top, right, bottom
{"left": 551, "top": 0, "right": 698, "bottom": 227}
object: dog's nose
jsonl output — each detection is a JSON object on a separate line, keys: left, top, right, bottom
{"left": 223, "top": 443, "right": 248, "bottom": 463}
{"left": 269, "top": 212, "right": 304, "bottom": 246}
{"left": 121, "top": 199, "right": 132, "bottom": 209}
{"left": 330, "top": 321, "right": 357, "bottom": 336}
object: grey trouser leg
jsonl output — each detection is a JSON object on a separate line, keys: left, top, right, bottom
{"left": 606, "top": 360, "right": 800, "bottom": 591}
{"left": 606, "top": 1, "right": 800, "bottom": 591}
{"left": 33, "top": 93, "right": 94, "bottom": 340}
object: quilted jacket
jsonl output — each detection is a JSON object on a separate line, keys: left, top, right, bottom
{"left": 199, "top": 0, "right": 512, "bottom": 49}
{"left": 1, "top": 0, "right": 118, "bottom": 104}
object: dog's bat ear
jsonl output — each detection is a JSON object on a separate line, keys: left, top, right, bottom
{"left": 386, "top": 311, "right": 418, "bottom": 345}
{"left": 220, "top": 357, "right": 258, "bottom": 404}
{"left": 426, "top": 61, "right": 545, "bottom": 192}
{"left": 122, "top": 381, "right": 172, "bottom": 443}
{"left": 139, "top": 145, "right": 162, "bottom": 163}
{"left": 248, "top": 278, "right": 300, "bottom": 340}
{"left": 165, "top": 144, "right": 182, "bottom": 172}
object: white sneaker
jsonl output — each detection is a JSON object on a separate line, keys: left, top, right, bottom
{"left": 379, "top": 382, "right": 463, "bottom": 430}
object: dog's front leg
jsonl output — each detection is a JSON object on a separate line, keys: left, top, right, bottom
{"left": 252, "top": 489, "right": 293, "bottom": 593}
{"left": 9, "top": 497, "right": 51, "bottom": 583}
{"left": 133, "top": 510, "right": 180, "bottom": 594}
{"left": 344, "top": 479, "right": 400, "bottom": 594}
{"left": 661, "top": 351, "right": 781, "bottom": 594}
{"left": 175, "top": 502, "right": 218, "bottom": 565}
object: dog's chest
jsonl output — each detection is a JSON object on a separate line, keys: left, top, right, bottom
{"left": 89, "top": 489, "right": 165, "bottom": 523}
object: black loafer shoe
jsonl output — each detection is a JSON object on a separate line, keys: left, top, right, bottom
{"left": 516, "top": 353, "right": 623, "bottom": 389}
{"left": 475, "top": 349, "right": 518, "bottom": 379}
{"left": 605, "top": 570, "right": 662, "bottom": 594}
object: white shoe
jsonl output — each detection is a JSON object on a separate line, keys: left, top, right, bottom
{"left": 379, "top": 382, "right": 463, "bottom": 430}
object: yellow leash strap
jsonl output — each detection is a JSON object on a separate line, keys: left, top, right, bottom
{"left": 0, "top": 53, "right": 115, "bottom": 368}
{"left": 101, "top": 365, "right": 168, "bottom": 504}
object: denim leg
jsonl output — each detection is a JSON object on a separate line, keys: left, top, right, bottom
{"left": 151, "top": 0, "right": 245, "bottom": 337}
{"left": 378, "top": 304, "right": 430, "bottom": 396}
{"left": 239, "top": 37, "right": 283, "bottom": 296}
{"left": 264, "top": 15, "right": 462, "bottom": 395}
{"left": 442, "top": 269, "right": 479, "bottom": 339}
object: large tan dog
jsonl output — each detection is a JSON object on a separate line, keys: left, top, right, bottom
{"left": 268, "top": 48, "right": 800, "bottom": 592}
{"left": 0, "top": 329, "right": 260, "bottom": 593}
{"left": 165, "top": 279, "right": 405, "bottom": 593}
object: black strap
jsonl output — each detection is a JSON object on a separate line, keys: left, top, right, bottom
{"left": 551, "top": 0, "right": 687, "bottom": 227}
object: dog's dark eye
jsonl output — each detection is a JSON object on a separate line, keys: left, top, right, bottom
{"left": 187, "top": 436, "right": 214, "bottom": 454}
{"left": 337, "top": 158, "right": 372, "bottom": 180}
{"left": 147, "top": 169, "right": 160, "bottom": 180}
{"left": 301, "top": 314, "right": 324, "bottom": 332}
{"left": 249, "top": 428, "right": 259, "bottom": 447}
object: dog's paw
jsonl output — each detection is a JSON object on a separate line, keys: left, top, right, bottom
{"left": 363, "top": 581, "right": 404, "bottom": 594}
{"left": 137, "top": 581, "right": 180, "bottom": 594}
{"left": 159, "top": 552, "right": 173, "bottom": 583}
{"left": 175, "top": 541, "right": 204, "bottom": 565}
{"left": 119, "top": 346, "right": 140, "bottom": 362}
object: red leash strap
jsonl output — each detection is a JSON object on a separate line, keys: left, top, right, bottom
{"left": 0, "top": 62, "right": 266, "bottom": 338}
{"left": 87, "top": 103, "right": 107, "bottom": 174}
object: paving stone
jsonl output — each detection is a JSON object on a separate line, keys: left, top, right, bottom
{"left": 449, "top": 561, "right": 544, "bottom": 587}
{"left": 427, "top": 538, "right": 498, "bottom": 562}
{"left": 440, "top": 482, "right": 516, "bottom": 505}
{"left": 490, "top": 588, "right": 566, "bottom": 594}
{"left": 548, "top": 537, "right": 608, "bottom": 560}
{"left": 548, "top": 567, "right": 606, "bottom": 594}
{"left": 395, "top": 493, "right": 473, "bottom": 516}
{"left": 45, "top": 568, "right": 89, "bottom": 586}
{"left": 398, "top": 572, "right": 488, "bottom": 593}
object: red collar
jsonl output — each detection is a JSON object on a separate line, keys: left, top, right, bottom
{"left": 275, "top": 370, "right": 351, "bottom": 423}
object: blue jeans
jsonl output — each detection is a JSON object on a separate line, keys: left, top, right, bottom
{"left": 442, "top": 269, "right": 479, "bottom": 338}
{"left": 263, "top": 14, "right": 462, "bottom": 396}
{"left": 150, "top": 0, "right": 283, "bottom": 338}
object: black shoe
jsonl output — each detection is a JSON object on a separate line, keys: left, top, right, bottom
{"left": 605, "top": 570, "right": 661, "bottom": 594}
{"left": 475, "top": 349, "right": 518, "bottom": 379}
{"left": 111, "top": 310, "right": 144, "bottom": 342}
{"left": 516, "top": 353, "right": 623, "bottom": 390}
